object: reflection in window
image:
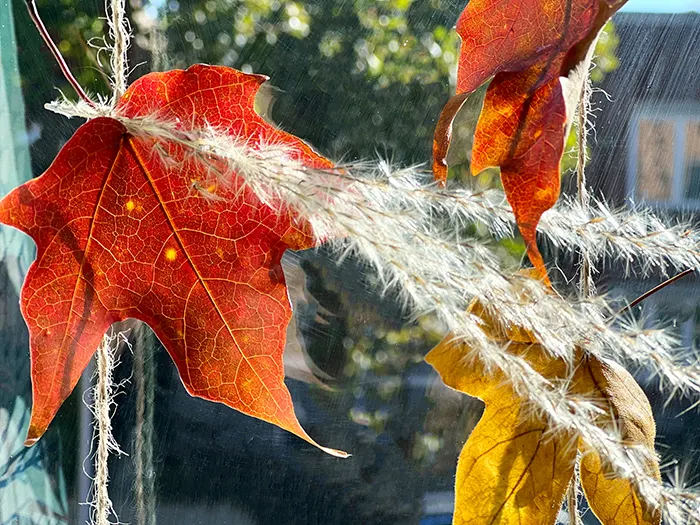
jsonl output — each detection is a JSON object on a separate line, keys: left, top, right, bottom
{"left": 630, "top": 110, "right": 700, "bottom": 206}
{"left": 636, "top": 119, "right": 674, "bottom": 201}
{"left": 694, "top": 305, "right": 700, "bottom": 351}
{"left": 686, "top": 163, "right": 700, "bottom": 200}
{"left": 685, "top": 121, "right": 700, "bottom": 200}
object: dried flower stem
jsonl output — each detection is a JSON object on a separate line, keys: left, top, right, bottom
{"left": 41, "top": 98, "right": 700, "bottom": 522}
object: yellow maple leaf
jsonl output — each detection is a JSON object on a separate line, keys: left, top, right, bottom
{"left": 426, "top": 300, "right": 661, "bottom": 525}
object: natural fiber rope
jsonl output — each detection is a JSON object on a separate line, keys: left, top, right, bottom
{"left": 567, "top": 457, "right": 583, "bottom": 525}
{"left": 93, "top": 335, "right": 116, "bottom": 525}
{"left": 89, "top": 0, "right": 130, "bottom": 518}
{"left": 567, "top": 49, "right": 595, "bottom": 525}
{"left": 108, "top": 0, "right": 128, "bottom": 101}
{"left": 576, "top": 67, "right": 594, "bottom": 298}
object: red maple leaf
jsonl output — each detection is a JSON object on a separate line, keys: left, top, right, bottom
{"left": 0, "top": 64, "right": 346, "bottom": 456}
{"left": 433, "top": 0, "right": 627, "bottom": 281}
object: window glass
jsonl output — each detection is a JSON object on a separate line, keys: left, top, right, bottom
{"left": 629, "top": 112, "right": 700, "bottom": 206}
{"left": 685, "top": 120, "right": 700, "bottom": 199}
{"left": 1, "top": 2, "right": 700, "bottom": 525}
{"left": 636, "top": 118, "right": 675, "bottom": 201}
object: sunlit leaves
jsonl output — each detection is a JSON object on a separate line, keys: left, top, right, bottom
{"left": 575, "top": 357, "right": 662, "bottom": 525}
{"left": 433, "top": 0, "right": 628, "bottom": 280}
{"left": 426, "top": 299, "right": 661, "bottom": 525}
{"left": 427, "top": 339, "right": 577, "bottom": 524}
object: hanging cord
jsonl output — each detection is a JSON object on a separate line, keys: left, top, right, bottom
{"left": 576, "top": 70, "right": 594, "bottom": 298}
{"left": 94, "top": 336, "right": 113, "bottom": 525}
{"left": 89, "top": 332, "right": 127, "bottom": 525}
{"left": 567, "top": 57, "right": 594, "bottom": 525}
{"left": 134, "top": 326, "right": 157, "bottom": 525}
{"left": 108, "top": 0, "right": 129, "bottom": 102}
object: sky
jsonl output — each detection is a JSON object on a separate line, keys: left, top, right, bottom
{"left": 621, "top": 0, "right": 699, "bottom": 12}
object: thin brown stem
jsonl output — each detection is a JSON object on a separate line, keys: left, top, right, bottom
{"left": 618, "top": 268, "right": 695, "bottom": 316}
{"left": 24, "top": 0, "right": 96, "bottom": 107}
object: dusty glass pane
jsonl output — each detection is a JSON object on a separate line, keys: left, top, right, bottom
{"left": 1, "top": 1, "right": 700, "bottom": 525}
{"left": 685, "top": 119, "right": 700, "bottom": 200}
{"left": 636, "top": 119, "right": 675, "bottom": 201}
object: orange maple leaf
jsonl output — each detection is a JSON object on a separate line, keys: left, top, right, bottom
{"left": 433, "top": 0, "right": 627, "bottom": 281}
{"left": 0, "top": 65, "right": 346, "bottom": 456}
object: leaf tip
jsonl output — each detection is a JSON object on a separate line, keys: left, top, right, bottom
{"left": 322, "top": 447, "right": 351, "bottom": 459}
{"left": 24, "top": 437, "right": 40, "bottom": 447}
{"left": 432, "top": 160, "right": 448, "bottom": 186}
{"left": 432, "top": 93, "right": 470, "bottom": 185}
{"left": 24, "top": 421, "right": 46, "bottom": 447}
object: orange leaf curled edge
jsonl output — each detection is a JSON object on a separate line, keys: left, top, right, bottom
{"left": 426, "top": 301, "right": 660, "bottom": 525}
{"left": 0, "top": 65, "right": 346, "bottom": 457}
{"left": 433, "top": 0, "right": 628, "bottom": 280}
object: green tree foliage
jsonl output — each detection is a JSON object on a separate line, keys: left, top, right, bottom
{"left": 14, "top": 0, "right": 620, "bottom": 167}
{"left": 144, "top": 0, "right": 462, "bottom": 161}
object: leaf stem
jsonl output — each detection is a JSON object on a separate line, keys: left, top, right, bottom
{"left": 23, "top": 0, "right": 96, "bottom": 107}
{"left": 618, "top": 268, "right": 695, "bottom": 316}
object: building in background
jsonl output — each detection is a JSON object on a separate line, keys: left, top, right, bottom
{"left": 590, "top": 13, "right": 700, "bottom": 210}
{"left": 583, "top": 13, "right": 700, "bottom": 497}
